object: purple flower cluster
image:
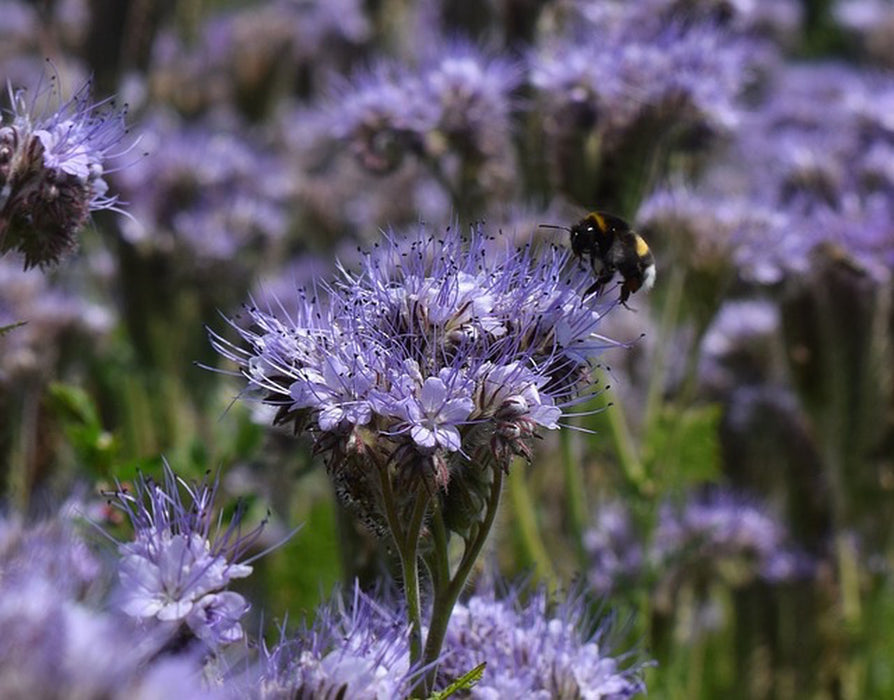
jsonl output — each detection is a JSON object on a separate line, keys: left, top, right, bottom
{"left": 583, "top": 501, "right": 646, "bottom": 596}
{"left": 585, "top": 488, "right": 812, "bottom": 596}
{"left": 0, "top": 77, "right": 129, "bottom": 268}
{"left": 696, "top": 299, "right": 785, "bottom": 397}
{"left": 212, "top": 222, "right": 619, "bottom": 533}
{"left": 640, "top": 62, "right": 894, "bottom": 284}
{"left": 439, "top": 587, "right": 647, "bottom": 699}
{"left": 530, "top": 18, "right": 751, "bottom": 138}
{"left": 104, "top": 464, "right": 268, "bottom": 649}
{"left": 0, "top": 509, "right": 216, "bottom": 699}
{"left": 255, "top": 583, "right": 416, "bottom": 699}
{"left": 0, "top": 254, "right": 114, "bottom": 383}
{"left": 327, "top": 41, "right": 519, "bottom": 181}
{"left": 652, "top": 490, "right": 813, "bottom": 584}
{"left": 113, "top": 111, "right": 292, "bottom": 268}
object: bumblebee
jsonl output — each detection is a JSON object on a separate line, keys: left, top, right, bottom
{"left": 545, "top": 211, "right": 656, "bottom": 305}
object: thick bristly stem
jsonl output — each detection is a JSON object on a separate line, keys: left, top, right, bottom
{"left": 420, "top": 465, "right": 504, "bottom": 694}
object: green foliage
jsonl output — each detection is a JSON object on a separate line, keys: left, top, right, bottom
{"left": 46, "top": 381, "right": 119, "bottom": 479}
{"left": 263, "top": 497, "right": 341, "bottom": 622}
{"left": 643, "top": 403, "right": 723, "bottom": 490}
{"left": 425, "top": 662, "right": 486, "bottom": 699}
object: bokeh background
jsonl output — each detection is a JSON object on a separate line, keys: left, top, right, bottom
{"left": 2, "top": 1, "right": 893, "bottom": 698}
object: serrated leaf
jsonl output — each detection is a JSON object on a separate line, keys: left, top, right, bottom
{"left": 426, "top": 662, "right": 486, "bottom": 699}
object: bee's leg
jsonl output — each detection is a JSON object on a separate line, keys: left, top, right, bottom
{"left": 583, "top": 279, "right": 603, "bottom": 298}
{"left": 618, "top": 281, "right": 637, "bottom": 311}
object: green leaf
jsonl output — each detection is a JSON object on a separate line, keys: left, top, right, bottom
{"left": 643, "top": 402, "right": 722, "bottom": 488}
{"left": 46, "top": 382, "right": 118, "bottom": 477}
{"left": 426, "top": 662, "right": 486, "bottom": 699}
{"left": 0, "top": 320, "right": 27, "bottom": 336}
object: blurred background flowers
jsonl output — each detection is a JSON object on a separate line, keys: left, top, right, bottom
{"left": 1, "top": 0, "right": 893, "bottom": 698}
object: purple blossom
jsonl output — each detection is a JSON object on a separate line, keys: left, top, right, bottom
{"left": 254, "top": 582, "right": 417, "bottom": 699}
{"left": 0, "top": 254, "right": 114, "bottom": 383}
{"left": 389, "top": 370, "right": 476, "bottom": 453}
{"left": 104, "top": 463, "right": 269, "bottom": 649}
{"left": 583, "top": 501, "right": 645, "bottom": 596}
{"left": 640, "top": 62, "right": 894, "bottom": 284}
{"left": 652, "top": 489, "right": 814, "bottom": 585}
{"left": 439, "top": 587, "right": 647, "bottom": 699}
{"left": 211, "top": 222, "right": 620, "bottom": 537}
{"left": 565, "top": 0, "right": 802, "bottom": 40}
{"left": 0, "top": 511, "right": 216, "bottom": 698}
{"left": 0, "top": 76, "right": 130, "bottom": 268}
{"left": 530, "top": 15, "right": 757, "bottom": 141}
{"left": 114, "top": 110, "right": 291, "bottom": 267}
{"left": 325, "top": 41, "right": 519, "bottom": 198}
{"left": 584, "top": 488, "right": 814, "bottom": 599}
{"left": 696, "top": 299, "right": 784, "bottom": 397}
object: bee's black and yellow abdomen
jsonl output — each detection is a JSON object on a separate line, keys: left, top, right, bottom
{"left": 569, "top": 211, "right": 655, "bottom": 305}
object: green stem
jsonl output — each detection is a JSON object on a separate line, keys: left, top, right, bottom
{"left": 560, "top": 428, "right": 588, "bottom": 568}
{"left": 644, "top": 264, "right": 685, "bottom": 433}
{"left": 402, "top": 491, "right": 430, "bottom": 671}
{"left": 421, "top": 466, "right": 504, "bottom": 693}
{"left": 507, "top": 464, "right": 557, "bottom": 586}
{"left": 600, "top": 376, "right": 648, "bottom": 493}
{"left": 428, "top": 502, "right": 451, "bottom": 592}
{"left": 374, "top": 464, "right": 423, "bottom": 667}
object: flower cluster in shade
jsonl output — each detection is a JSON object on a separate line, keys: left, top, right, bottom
{"left": 253, "top": 582, "right": 417, "bottom": 699}
{"left": 326, "top": 41, "right": 520, "bottom": 178}
{"left": 0, "top": 77, "right": 129, "bottom": 268}
{"left": 438, "top": 586, "right": 647, "bottom": 699}
{"left": 0, "top": 253, "right": 114, "bottom": 383}
{"left": 104, "top": 463, "right": 268, "bottom": 649}
{"left": 211, "top": 222, "right": 620, "bottom": 533}
{"left": 113, "top": 110, "right": 292, "bottom": 267}
{"left": 584, "top": 488, "right": 814, "bottom": 597}
{"left": 639, "top": 61, "right": 894, "bottom": 285}
{"left": 0, "top": 508, "right": 217, "bottom": 699}
{"left": 147, "top": 0, "right": 370, "bottom": 115}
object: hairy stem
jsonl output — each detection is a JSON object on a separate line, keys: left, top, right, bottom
{"left": 421, "top": 465, "right": 504, "bottom": 693}
{"left": 375, "top": 464, "right": 422, "bottom": 666}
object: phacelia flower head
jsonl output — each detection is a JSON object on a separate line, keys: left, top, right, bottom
{"left": 0, "top": 509, "right": 217, "bottom": 699}
{"left": 211, "top": 222, "right": 621, "bottom": 537}
{"left": 104, "top": 462, "right": 269, "bottom": 649}
{"left": 326, "top": 41, "right": 519, "bottom": 193}
{"left": 652, "top": 488, "right": 813, "bottom": 586}
{"left": 0, "top": 75, "right": 130, "bottom": 268}
{"left": 439, "top": 586, "right": 648, "bottom": 699}
{"left": 256, "top": 581, "right": 418, "bottom": 699}
{"left": 583, "top": 500, "right": 646, "bottom": 596}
